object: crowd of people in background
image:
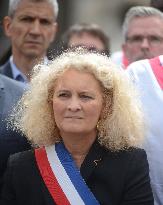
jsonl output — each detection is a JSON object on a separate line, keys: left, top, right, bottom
{"left": 0, "top": 0, "right": 163, "bottom": 204}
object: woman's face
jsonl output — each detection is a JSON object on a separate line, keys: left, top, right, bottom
{"left": 52, "top": 69, "right": 103, "bottom": 138}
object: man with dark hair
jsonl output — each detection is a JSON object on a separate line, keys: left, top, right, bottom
{"left": 61, "top": 23, "right": 110, "bottom": 56}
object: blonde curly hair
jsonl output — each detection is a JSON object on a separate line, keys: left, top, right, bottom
{"left": 10, "top": 50, "right": 145, "bottom": 151}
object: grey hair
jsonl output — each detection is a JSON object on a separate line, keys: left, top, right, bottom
{"left": 8, "top": 0, "right": 59, "bottom": 19}
{"left": 122, "top": 6, "right": 163, "bottom": 41}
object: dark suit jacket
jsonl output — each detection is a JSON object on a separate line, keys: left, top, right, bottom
{"left": 0, "top": 74, "right": 30, "bottom": 192}
{"left": 0, "top": 61, "right": 14, "bottom": 79}
{"left": 0, "top": 141, "right": 154, "bottom": 205}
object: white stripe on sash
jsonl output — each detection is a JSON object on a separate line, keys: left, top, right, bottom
{"left": 45, "top": 145, "right": 85, "bottom": 205}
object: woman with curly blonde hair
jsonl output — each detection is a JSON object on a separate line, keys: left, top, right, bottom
{"left": 1, "top": 50, "right": 153, "bottom": 205}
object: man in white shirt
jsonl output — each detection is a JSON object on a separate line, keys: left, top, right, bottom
{"left": 112, "top": 6, "right": 163, "bottom": 69}
{"left": 127, "top": 55, "right": 163, "bottom": 205}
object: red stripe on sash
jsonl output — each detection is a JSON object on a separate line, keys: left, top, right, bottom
{"left": 122, "top": 52, "right": 129, "bottom": 69}
{"left": 35, "top": 148, "right": 70, "bottom": 205}
{"left": 149, "top": 56, "right": 163, "bottom": 89}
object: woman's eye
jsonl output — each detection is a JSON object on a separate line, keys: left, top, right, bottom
{"left": 58, "top": 93, "right": 69, "bottom": 98}
{"left": 80, "top": 95, "right": 93, "bottom": 100}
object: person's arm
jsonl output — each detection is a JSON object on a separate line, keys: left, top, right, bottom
{"left": 121, "top": 149, "right": 154, "bottom": 205}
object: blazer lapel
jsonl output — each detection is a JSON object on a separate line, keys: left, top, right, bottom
{"left": 0, "top": 61, "right": 13, "bottom": 78}
{"left": 80, "top": 140, "right": 106, "bottom": 181}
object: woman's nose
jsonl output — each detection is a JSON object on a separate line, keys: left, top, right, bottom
{"left": 67, "top": 98, "right": 81, "bottom": 111}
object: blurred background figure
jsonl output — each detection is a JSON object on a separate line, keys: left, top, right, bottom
{"left": 112, "top": 5, "right": 163, "bottom": 68}
{"left": 126, "top": 55, "right": 163, "bottom": 205}
{"left": 122, "top": 6, "right": 163, "bottom": 66}
{"left": 60, "top": 22, "right": 110, "bottom": 56}
{"left": 0, "top": 0, "right": 58, "bottom": 83}
{"left": 0, "top": 74, "right": 30, "bottom": 193}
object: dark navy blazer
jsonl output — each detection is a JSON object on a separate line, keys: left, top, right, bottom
{"left": 0, "top": 141, "right": 154, "bottom": 205}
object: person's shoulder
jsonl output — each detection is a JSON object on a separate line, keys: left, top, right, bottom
{"left": 0, "top": 61, "right": 7, "bottom": 71}
{"left": 0, "top": 74, "right": 26, "bottom": 93}
{"left": 112, "top": 148, "right": 148, "bottom": 171}
{"left": 9, "top": 149, "right": 34, "bottom": 167}
{"left": 106, "top": 147, "right": 147, "bottom": 161}
{"left": 100, "top": 147, "right": 148, "bottom": 176}
{"left": 127, "top": 59, "right": 149, "bottom": 74}
{"left": 0, "top": 60, "right": 11, "bottom": 74}
{"left": 96, "top": 141, "right": 146, "bottom": 160}
{"left": 123, "top": 147, "right": 146, "bottom": 158}
{"left": 118, "top": 148, "right": 148, "bottom": 168}
{"left": 119, "top": 147, "right": 146, "bottom": 157}
{"left": 126, "top": 59, "right": 152, "bottom": 84}
{"left": 0, "top": 74, "right": 26, "bottom": 114}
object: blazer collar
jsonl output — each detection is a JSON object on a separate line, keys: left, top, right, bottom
{"left": 0, "top": 60, "right": 13, "bottom": 78}
{"left": 80, "top": 139, "right": 107, "bottom": 181}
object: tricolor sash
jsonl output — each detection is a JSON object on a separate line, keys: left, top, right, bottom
{"left": 35, "top": 143, "right": 100, "bottom": 205}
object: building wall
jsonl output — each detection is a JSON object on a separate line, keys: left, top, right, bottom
{"left": 67, "top": 0, "right": 150, "bottom": 52}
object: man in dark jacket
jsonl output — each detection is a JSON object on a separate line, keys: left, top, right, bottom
{"left": 0, "top": 0, "right": 58, "bottom": 83}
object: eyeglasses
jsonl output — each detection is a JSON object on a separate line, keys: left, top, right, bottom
{"left": 126, "top": 35, "right": 163, "bottom": 45}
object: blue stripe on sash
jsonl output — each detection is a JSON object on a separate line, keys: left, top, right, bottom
{"left": 55, "top": 142, "right": 100, "bottom": 205}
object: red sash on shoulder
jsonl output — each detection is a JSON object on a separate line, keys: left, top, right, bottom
{"left": 35, "top": 148, "right": 70, "bottom": 205}
{"left": 149, "top": 56, "right": 163, "bottom": 89}
{"left": 35, "top": 144, "right": 100, "bottom": 205}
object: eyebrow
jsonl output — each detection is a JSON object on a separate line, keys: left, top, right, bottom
{"left": 55, "top": 89, "right": 69, "bottom": 93}
{"left": 18, "top": 13, "right": 54, "bottom": 20}
{"left": 55, "top": 89, "right": 96, "bottom": 95}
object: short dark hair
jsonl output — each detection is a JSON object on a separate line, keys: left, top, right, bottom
{"left": 61, "top": 23, "right": 110, "bottom": 56}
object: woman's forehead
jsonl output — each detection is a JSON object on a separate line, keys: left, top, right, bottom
{"left": 54, "top": 69, "right": 103, "bottom": 92}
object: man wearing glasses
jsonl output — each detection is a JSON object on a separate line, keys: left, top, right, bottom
{"left": 122, "top": 6, "right": 163, "bottom": 66}
{"left": 124, "top": 7, "right": 163, "bottom": 205}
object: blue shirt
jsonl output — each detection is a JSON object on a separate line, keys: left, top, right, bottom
{"left": 10, "top": 57, "right": 28, "bottom": 83}
{"left": 10, "top": 56, "right": 49, "bottom": 83}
